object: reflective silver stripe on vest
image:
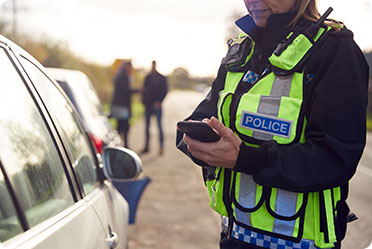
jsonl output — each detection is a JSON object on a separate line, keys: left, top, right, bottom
{"left": 272, "top": 189, "right": 298, "bottom": 236}
{"left": 270, "top": 75, "right": 293, "bottom": 97}
{"left": 252, "top": 75, "right": 293, "bottom": 141}
{"left": 235, "top": 174, "right": 257, "bottom": 226}
{"left": 236, "top": 74, "right": 302, "bottom": 238}
{"left": 252, "top": 95, "right": 281, "bottom": 140}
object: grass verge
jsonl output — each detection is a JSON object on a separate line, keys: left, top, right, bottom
{"left": 367, "top": 114, "right": 372, "bottom": 131}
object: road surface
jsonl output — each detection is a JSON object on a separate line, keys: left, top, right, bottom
{"left": 127, "top": 91, "right": 372, "bottom": 249}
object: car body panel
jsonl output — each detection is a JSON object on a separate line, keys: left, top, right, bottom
{"left": 3, "top": 201, "right": 107, "bottom": 249}
{"left": 85, "top": 183, "right": 129, "bottom": 249}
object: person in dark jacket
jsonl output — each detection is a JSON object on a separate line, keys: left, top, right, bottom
{"left": 141, "top": 60, "right": 168, "bottom": 155}
{"left": 176, "top": 0, "right": 369, "bottom": 248}
{"left": 111, "top": 61, "right": 136, "bottom": 148}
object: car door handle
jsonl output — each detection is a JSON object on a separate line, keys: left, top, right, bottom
{"left": 106, "top": 225, "right": 119, "bottom": 249}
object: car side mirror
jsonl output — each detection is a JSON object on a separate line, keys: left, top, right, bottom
{"left": 102, "top": 146, "right": 142, "bottom": 180}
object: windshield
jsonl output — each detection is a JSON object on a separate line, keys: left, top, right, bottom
{"left": 58, "top": 72, "right": 104, "bottom": 120}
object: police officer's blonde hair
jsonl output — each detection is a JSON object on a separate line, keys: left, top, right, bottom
{"left": 291, "top": 0, "right": 343, "bottom": 29}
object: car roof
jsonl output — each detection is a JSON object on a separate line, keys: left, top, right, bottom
{"left": 46, "top": 68, "right": 88, "bottom": 85}
{"left": 0, "top": 34, "right": 45, "bottom": 71}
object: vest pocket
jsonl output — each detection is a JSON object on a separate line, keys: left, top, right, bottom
{"left": 266, "top": 188, "right": 307, "bottom": 220}
{"left": 265, "top": 188, "right": 307, "bottom": 240}
{"left": 232, "top": 172, "right": 265, "bottom": 212}
{"left": 232, "top": 172, "right": 307, "bottom": 242}
{"left": 235, "top": 93, "right": 303, "bottom": 144}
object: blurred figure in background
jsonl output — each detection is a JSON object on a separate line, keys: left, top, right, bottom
{"left": 110, "top": 61, "right": 137, "bottom": 148}
{"left": 141, "top": 60, "right": 168, "bottom": 155}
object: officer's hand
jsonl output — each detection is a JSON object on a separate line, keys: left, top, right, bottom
{"left": 184, "top": 117, "right": 241, "bottom": 168}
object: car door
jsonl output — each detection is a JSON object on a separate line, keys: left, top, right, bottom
{"left": 0, "top": 43, "right": 109, "bottom": 249}
{"left": 17, "top": 52, "right": 129, "bottom": 249}
{"left": 84, "top": 181, "right": 129, "bottom": 249}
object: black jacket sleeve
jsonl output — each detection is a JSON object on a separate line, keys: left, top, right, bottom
{"left": 176, "top": 65, "right": 227, "bottom": 166}
{"left": 234, "top": 30, "right": 369, "bottom": 192}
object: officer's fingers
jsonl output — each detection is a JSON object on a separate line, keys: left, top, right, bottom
{"left": 190, "top": 148, "right": 218, "bottom": 166}
{"left": 184, "top": 134, "right": 208, "bottom": 153}
{"left": 187, "top": 145, "right": 214, "bottom": 164}
{"left": 189, "top": 149, "right": 209, "bottom": 162}
{"left": 183, "top": 134, "right": 195, "bottom": 146}
{"left": 228, "top": 130, "right": 242, "bottom": 148}
{"left": 187, "top": 140, "right": 237, "bottom": 168}
{"left": 202, "top": 118, "right": 212, "bottom": 126}
{"left": 210, "top": 116, "right": 232, "bottom": 138}
{"left": 209, "top": 117, "right": 241, "bottom": 148}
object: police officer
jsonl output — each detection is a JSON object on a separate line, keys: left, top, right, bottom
{"left": 176, "top": 0, "right": 369, "bottom": 248}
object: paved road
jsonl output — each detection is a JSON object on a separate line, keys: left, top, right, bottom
{"left": 345, "top": 132, "right": 372, "bottom": 249}
{"left": 127, "top": 91, "right": 372, "bottom": 249}
{"left": 127, "top": 91, "right": 220, "bottom": 249}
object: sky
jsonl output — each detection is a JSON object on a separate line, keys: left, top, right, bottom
{"left": 1, "top": 0, "right": 372, "bottom": 77}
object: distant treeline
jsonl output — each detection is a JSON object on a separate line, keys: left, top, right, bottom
{"left": 0, "top": 22, "right": 371, "bottom": 106}
{"left": 0, "top": 24, "right": 214, "bottom": 105}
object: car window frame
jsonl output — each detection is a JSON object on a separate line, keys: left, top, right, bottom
{"left": 0, "top": 43, "right": 83, "bottom": 234}
{"left": 15, "top": 52, "right": 104, "bottom": 197}
{"left": 6, "top": 45, "right": 86, "bottom": 192}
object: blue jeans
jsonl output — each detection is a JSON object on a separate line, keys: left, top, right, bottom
{"left": 144, "top": 106, "right": 164, "bottom": 150}
{"left": 117, "top": 118, "right": 130, "bottom": 148}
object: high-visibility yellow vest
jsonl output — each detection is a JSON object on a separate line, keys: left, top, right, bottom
{"left": 206, "top": 26, "right": 342, "bottom": 248}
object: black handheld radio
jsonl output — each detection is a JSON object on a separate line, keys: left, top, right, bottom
{"left": 273, "top": 7, "right": 333, "bottom": 56}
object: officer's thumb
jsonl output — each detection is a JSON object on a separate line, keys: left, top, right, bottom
{"left": 210, "top": 116, "right": 230, "bottom": 137}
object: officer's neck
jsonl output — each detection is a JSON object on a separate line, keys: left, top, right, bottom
{"left": 236, "top": 12, "right": 299, "bottom": 55}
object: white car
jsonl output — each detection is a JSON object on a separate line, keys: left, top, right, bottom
{"left": 0, "top": 34, "right": 141, "bottom": 248}
{"left": 45, "top": 68, "right": 122, "bottom": 153}
{"left": 45, "top": 67, "right": 150, "bottom": 225}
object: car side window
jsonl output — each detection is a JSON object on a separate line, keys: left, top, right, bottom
{"left": 19, "top": 58, "right": 98, "bottom": 195}
{"left": 0, "top": 48, "right": 75, "bottom": 239}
